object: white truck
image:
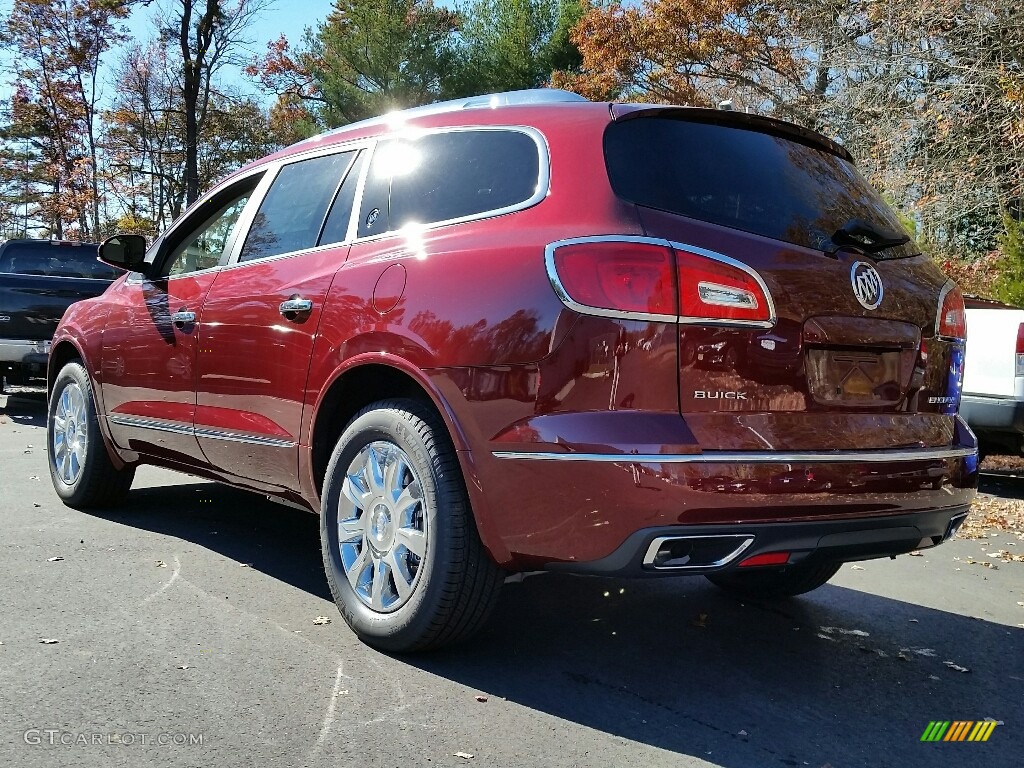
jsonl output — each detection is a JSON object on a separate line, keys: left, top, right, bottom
{"left": 961, "top": 296, "right": 1024, "bottom": 454}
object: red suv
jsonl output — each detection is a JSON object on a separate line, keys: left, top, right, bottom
{"left": 46, "top": 89, "right": 977, "bottom": 651}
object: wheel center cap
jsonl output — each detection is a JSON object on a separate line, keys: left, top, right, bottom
{"left": 369, "top": 503, "right": 392, "bottom": 548}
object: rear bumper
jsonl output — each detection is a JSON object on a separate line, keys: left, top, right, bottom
{"left": 547, "top": 506, "right": 972, "bottom": 576}
{"left": 959, "top": 393, "right": 1024, "bottom": 434}
{"left": 477, "top": 416, "right": 978, "bottom": 569}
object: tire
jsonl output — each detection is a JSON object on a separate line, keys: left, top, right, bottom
{"left": 320, "top": 398, "right": 504, "bottom": 652}
{"left": 47, "top": 360, "right": 135, "bottom": 509}
{"left": 706, "top": 561, "right": 842, "bottom": 599}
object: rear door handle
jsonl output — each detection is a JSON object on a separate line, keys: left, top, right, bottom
{"left": 279, "top": 298, "right": 313, "bottom": 315}
{"left": 171, "top": 310, "right": 196, "bottom": 327}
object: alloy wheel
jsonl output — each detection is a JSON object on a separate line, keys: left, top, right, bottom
{"left": 337, "top": 441, "right": 428, "bottom": 612}
{"left": 51, "top": 381, "right": 87, "bottom": 485}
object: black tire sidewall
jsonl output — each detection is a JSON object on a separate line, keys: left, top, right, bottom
{"left": 321, "top": 403, "right": 459, "bottom": 649}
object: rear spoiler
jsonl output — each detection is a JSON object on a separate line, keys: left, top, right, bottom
{"left": 609, "top": 103, "right": 853, "bottom": 162}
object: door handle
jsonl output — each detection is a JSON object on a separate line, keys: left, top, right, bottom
{"left": 171, "top": 310, "right": 196, "bottom": 327}
{"left": 279, "top": 298, "right": 313, "bottom": 315}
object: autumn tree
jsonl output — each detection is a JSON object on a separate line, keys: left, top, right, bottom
{"left": 103, "top": 36, "right": 277, "bottom": 233}
{"left": 0, "top": 0, "right": 135, "bottom": 238}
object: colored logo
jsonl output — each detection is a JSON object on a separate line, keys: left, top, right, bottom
{"left": 851, "top": 261, "right": 883, "bottom": 310}
{"left": 920, "top": 720, "right": 1000, "bottom": 742}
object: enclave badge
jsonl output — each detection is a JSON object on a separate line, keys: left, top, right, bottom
{"left": 851, "top": 261, "right": 883, "bottom": 310}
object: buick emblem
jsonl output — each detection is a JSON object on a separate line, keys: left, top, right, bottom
{"left": 850, "top": 262, "right": 883, "bottom": 310}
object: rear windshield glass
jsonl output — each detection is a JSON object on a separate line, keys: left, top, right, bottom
{"left": 604, "top": 117, "right": 918, "bottom": 259}
{"left": 0, "top": 241, "right": 120, "bottom": 279}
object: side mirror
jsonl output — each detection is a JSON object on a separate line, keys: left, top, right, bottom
{"left": 99, "top": 234, "right": 149, "bottom": 273}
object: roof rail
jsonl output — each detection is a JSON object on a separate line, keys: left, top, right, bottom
{"left": 305, "top": 89, "right": 590, "bottom": 144}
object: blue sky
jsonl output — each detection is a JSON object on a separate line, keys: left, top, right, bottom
{"left": 0, "top": 0, "right": 338, "bottom": 106}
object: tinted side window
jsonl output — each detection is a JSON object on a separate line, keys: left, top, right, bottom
{"left": 0, "top": 242, "right": 117, "bottom": 279}
{"left": 318, "top": 150, "right": 366, "bottom": 247}
{"left": 357, "top": 130, "right": 540, "bottom": 238}
{"left": 239, "top": 151, "right": 355, "bottom": 262}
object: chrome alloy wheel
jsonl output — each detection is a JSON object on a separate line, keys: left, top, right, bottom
{"left": 52, "top": 381, "right": 87, "bottom": 485}
{"left": 338, "top": 441, "right": 428, "bottom": 612}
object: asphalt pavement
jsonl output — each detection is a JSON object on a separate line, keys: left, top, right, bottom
{"left": 1, "top": 387, "right": 1021, "bottom": 768}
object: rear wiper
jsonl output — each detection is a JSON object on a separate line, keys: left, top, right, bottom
{"left": 830, "top": 219, "right": 910, "bottom": 254}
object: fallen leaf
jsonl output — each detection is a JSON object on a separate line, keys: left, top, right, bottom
{"left": 47, "top": 556, "right": 64, "bottom": 562}
{"left": 177, "top": 664, "right": 190, "bottom": 670}
{"left": 28, "top": 475, "right": 39, "bottom": 481}
{"left": 39, "top": 639, "right": 59, "bottom": 644}
{"left": 692, "top": 613, "right": 708, "bottom": 628}
{"left": 32, "top": 503, "right": 41, "bottom": 508}
{"left": 312, "top": 616, "right": 332, "bottom": 625}
{"left": 474, "top": 695, "right": 488, "bottom": 703}
{"left": 908, "top": 550, "right": 923, "bottom": 556}
{"left": 943, "top": 660, "right": 970, "bottom": 673}
{"left": 155, "top": 560, "right": 167, "bottom": 568}
{"left": 454, "top": 752, "right": 474, "bottom": 760}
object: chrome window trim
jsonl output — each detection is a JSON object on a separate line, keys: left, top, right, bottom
{"left": 158, "top": 165, "right": 272, "bottom": 280}
{"left": 225, "top": 146, "right": 367, "bottom": 268}
{"left": 349, "top": 125, "right": 551, "bottom": 246}
{"left": 491, "top": 447, "right": 976, "bottom": 463}
{"left": 543, "top": 235, "right": 777, "bottom": 328}
{"left": 642, "top": 534, "right": 755, "bottom": 570}
{"left": 109, "top": 414, "right": 295, "bottom": 448}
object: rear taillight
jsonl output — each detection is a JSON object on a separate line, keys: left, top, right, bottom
{"left": 676, "top": 248, "right": 771, "bottom": 323}
{"left": 936, "top": 282, "right": 966, "bottom": 339}
{"left": 1016, "top": 323, "right": 1024, "bottom": 377}
{"left": 550, "top": 241, "right": 677, "bottom": 318}
{"left": 547, "top": 238, "right": 773, "bottom": 325}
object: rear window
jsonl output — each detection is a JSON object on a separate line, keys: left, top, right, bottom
{"left": 0, "top": 241, "right": 120, "bottom": 279}
{"left": 604, "top": 117, "right": 918, "bottom": 259}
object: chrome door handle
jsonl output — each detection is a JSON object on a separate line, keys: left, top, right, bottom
{"left": 279, "top": 298, "right": 313, "bottom": 315}
{"left": 171, "top": 310, "right": 196, "bottom": 326}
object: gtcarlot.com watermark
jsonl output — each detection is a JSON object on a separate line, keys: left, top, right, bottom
{"left": 24, "top": 729, "right": 204, "bottom": 747}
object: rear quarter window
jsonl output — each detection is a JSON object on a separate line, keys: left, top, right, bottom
{"left": 604, "top": 117, "right": 917, "bottom": 259}
{"left": 358, "top": 129, "right": 542, "bottom": 238}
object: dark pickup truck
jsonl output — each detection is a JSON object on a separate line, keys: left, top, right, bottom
{"left": 0, "top": 239, "right": 122, "bottom": 390}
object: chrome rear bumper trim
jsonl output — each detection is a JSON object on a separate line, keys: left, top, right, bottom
{"left": 492, "top": 447, "right": 976, "bottom": 463}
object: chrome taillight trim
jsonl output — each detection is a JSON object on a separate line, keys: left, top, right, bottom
{"left": 544, "top": 235, "right": 777, "bottom": 327}
{"left": 544, "top": 235, "right": 679, "bottom": 324}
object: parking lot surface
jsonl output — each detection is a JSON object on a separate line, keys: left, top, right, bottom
{"left": 1, "top": 388, "right": 1021, "bottom": 768}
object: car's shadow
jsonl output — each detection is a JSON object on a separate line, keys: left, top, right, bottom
{"left": 91, "top": 479, "right": 1019, "bottom": 768}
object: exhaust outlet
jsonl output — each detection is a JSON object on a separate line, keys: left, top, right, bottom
{"left": 643, "top": 534, "right": 755, "bottom": 570}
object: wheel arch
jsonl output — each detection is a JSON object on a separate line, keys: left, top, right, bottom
{"left": 305, "top": 356, "right": 512, "bottom": 565}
